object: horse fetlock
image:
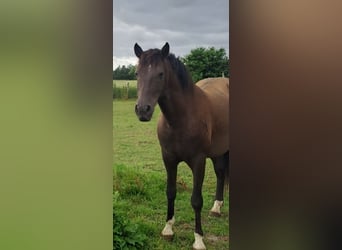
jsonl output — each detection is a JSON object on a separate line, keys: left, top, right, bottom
{"left": 192, "top": 232, "right": 206, "bottom": 250}
{"left": 209, "top": 200, "right": 224, "bottom": 217}
{"left": 161, "top": 216, "right": 175, "bottom": 240}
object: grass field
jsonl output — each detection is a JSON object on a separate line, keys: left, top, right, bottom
{"left": 113, "top": 100, "right": 229, "bottom": 249}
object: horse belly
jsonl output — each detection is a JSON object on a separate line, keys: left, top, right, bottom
{"left": 208, "top": 115, "right": 229, "bottom": 157}
{"left": 208, "top": 133, "right": 229, "bottom": 157}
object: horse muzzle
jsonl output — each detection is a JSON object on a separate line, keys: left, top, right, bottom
{"left": 135, "top": 103, "right": 154, "bottom": 122}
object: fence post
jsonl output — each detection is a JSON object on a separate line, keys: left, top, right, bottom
{"left": 127, "top": 82, "right": 130, "bottom": 99}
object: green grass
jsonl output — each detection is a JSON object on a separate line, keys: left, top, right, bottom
{"left": 113, "top": 100, "right": 229, "bottom": 249}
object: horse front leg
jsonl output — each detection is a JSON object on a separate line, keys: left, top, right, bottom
{"left": 161, "top": 156, "right": 178, "bottom": 240}
{"left": 189, "top": 156, "right": 206, "bottom": 250}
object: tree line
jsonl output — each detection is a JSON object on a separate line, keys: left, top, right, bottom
{"left": 113, "top": 47, "right": 229, "bottom": 83}
{"left": 112, "top": 64, "right": 136, "bottom": 80}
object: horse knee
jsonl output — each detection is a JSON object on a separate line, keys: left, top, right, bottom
{"left": 166, "top": 187, "right": 176, "bottom": 200}
{"left": 191, "top": 194, "right": 203, "bottom": 210}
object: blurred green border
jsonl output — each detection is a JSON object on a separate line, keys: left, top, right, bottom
{"left": 0, "top": 1, "right": 112, "bottom": 249}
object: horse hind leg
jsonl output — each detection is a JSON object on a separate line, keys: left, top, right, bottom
{"left": 209, "top": 151, "right": 229, "bottom": 217}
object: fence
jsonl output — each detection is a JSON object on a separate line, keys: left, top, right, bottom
{"left": 113, "top": 82, "right": 137, "bottom": 99}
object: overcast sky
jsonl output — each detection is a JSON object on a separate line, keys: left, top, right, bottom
{"left": 113, "top": 0, "right": 229, "bottom": 69}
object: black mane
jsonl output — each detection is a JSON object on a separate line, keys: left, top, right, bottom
{"left": 140, "top": 49, "right": 192, "bottom": 89}
{"left": 167, "top": 53, "right": 192, "bottom": 89}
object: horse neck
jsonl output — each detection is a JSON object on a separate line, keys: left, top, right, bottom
{"left": 158, "top": 74, "right": 194, "bottom": 127}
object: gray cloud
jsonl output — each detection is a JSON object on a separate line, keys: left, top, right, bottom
{"left": 113, "top": 0, "right": 229, "bottom": 67}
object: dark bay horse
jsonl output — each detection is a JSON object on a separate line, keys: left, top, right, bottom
{"left": 134, "top": 42, "right": 229, "bottom": 250}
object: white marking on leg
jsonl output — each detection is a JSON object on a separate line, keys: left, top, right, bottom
{"left": 193, "top": 232, "right": 206, "bottom": 250}
{"left": 161, "top": 216, "right": 175, "bottom": 236}
{"left": 210, "top": 200, "right": 223, "bottom": 215}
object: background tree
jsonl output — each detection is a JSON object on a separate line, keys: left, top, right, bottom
{"left": 113, "top": 64, "right": 137, "bottom": 80}
{"left": 181, "top": 47, "right": 229, "bottom": 83}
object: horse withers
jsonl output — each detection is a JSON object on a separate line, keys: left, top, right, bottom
{"left": 134, "top": 42, "right": 229, "bottom": 250}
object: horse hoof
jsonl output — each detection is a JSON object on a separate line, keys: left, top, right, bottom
{"left": 161, "top": 234, "right": 174, "bottom": 241}
{"left": 209, "top": 211, "right": 221, "bottom": 217}
{"left": 193, "top": 232, "right": 206, "bottom": 250}
{"left": 193, "top": 247, "right": 206, "bottom": 250}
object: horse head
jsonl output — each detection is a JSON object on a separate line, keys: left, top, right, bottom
{"left": 134, "top": 42, "right": 169, "bottom": 121}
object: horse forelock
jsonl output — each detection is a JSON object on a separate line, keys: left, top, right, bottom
{"left": 138, "top": 49, "right": 192, "bottom": 89}
{"left": 139, "top": 49, "right": 163, "bottom": 67}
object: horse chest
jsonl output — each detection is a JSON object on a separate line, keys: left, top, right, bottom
{"left": 157, "top": 124, "right": 210, "bottom": 159}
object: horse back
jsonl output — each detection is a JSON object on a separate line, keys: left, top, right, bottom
{"left": 196, "top": 77, "right": 229, "bottom": 100}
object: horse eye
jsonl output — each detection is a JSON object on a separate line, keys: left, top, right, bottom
{"left": 158, "top": 72, "right": 164, "bottom": 78}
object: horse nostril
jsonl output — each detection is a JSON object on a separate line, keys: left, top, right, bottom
{"left": 136, "top": 104, "right": 151, "bottom": 113}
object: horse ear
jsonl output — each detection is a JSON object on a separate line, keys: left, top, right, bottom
{"left": 161, "top": 42, "right": 169, "bottom": 58}
{"left": 134, "top": 43, "right": 143, "bottom": 58}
